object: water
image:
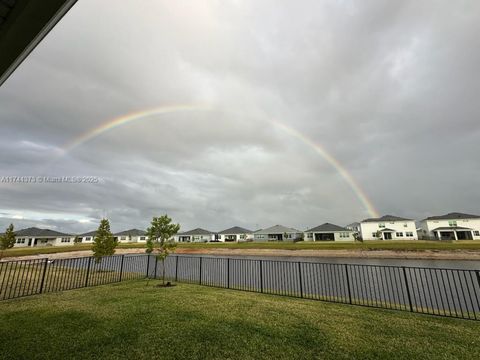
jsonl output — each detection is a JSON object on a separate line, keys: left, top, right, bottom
{"left": 175, "top": 254, "right": 480, "bottom": 270}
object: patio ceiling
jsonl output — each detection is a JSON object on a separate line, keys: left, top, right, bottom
{"left": 0, "top": 0, "right": 77, "bottom": 86}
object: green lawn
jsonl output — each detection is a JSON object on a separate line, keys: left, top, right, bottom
{"left": 0, "top": 281, "right": 479, "bottom": 359}
{"left": 2, "top": 240, "right": 480, "bottom": 259}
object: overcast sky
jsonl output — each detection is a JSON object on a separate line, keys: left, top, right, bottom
{"left": 1, "top": 0, "right": 479, "bottom": 234}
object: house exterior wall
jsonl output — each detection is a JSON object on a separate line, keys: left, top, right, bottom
{"left": 81, "top": 236, "right": 94, "bottom": 243}
{"left": 253, "top": 232, "right": 302, "bottom": 242}
{"left": 175, "top": 234, "right": 213, "bottom": 242}
{"left": 360, "top": 221, "right": 418, "bottom": 240}
{"left": 219, "top": 233, "right": 253, "bottom": 242}
{"left": 14, "top": 236, "right": 75, "bottom": 247}
{"left": 304, "top": 231, "right": 354, "bottom": 241}
{"left": 418, "top": 219, "right": 480, "bottom": 240}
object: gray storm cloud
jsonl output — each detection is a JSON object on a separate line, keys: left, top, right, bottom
{"left": 0, "top": 0, "right": 479, "bottom": 233}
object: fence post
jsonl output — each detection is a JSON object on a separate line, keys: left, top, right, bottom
{"left": 39, "top": 258, "right": 48, "bottom": 294}
{"left": 175, "top": 256, "right": 179, "bottom": 282}
{"left": 199, "top": 257, "right": 203, "bottom": 285}
{"left": 345, "top": 264, "right": 352, "bottom": 304}
{"left": 85, "top": 257, "right": 91, "bottom": 288}
{"left": 402, "top": 267, "right": 413, "bottom": 312}
{"left": 298, "top": 262, "right": 303, "bottom": 298}
{"left": 119, "top": 255, "right": 125, "bottom": 282}
{"left": 259, "top": 260, "right": 263, "bottom": 293}
{"left": 227, "top": 258, "right": 230, "bottom": 289}
{"left": 154, "top": 257, "right": 158, "bottom": 279}
{"left": 146, "top": 254, "right": 150, "bottom": 278}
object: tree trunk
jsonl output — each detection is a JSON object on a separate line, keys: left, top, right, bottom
{"left": 162, "top": 258, "right": 166, "bottom": 285}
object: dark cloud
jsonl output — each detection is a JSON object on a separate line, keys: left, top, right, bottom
{"left": 0, "top": 0, "right": 479, "bottom": 233}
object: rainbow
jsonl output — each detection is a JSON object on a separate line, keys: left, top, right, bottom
{"left": 63, "top": 105, "right": 211, "bottom": 153}
{"left": 266, "top": 119, "right": 379, "bottom": 218}
{"left": 62, "top": 106, "right": 379, "bottom": 218}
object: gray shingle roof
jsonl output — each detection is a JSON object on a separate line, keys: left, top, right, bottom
{"left": 178, "top": 228, "right": 213, "bottom": 236}
{"left": 254, "top": 225, "right": 301, "bottom": 234}
{"left": 218, "top": 226, "right": 253, "bottom": 235}
{"left": 15, "top": 227, "right": 71, "bottom": 237}
{"left": 79, "top": 230, "right": 97, "bottom": 237}
{"left": 114, "top": 229, "right": 146, "bottom": 236}
{"left": 424, "top": 212, "right": 480, "bottom": 221}
{"left": 305, "top": 223, "right": 352, "bottom": 233}
{"left": 361, "top": 215, "right": 412, "bottom": 223}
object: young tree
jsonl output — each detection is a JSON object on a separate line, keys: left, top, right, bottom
{"left": 146, "top": 215, "right": 180, "bottom": 286}
{"left": 92, "top": 219, "right": 117, "bottom": 264}
{"left": 0, "top": 223, "right": 16, "bottom": 259}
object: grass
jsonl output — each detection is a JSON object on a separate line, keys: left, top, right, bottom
{"left": 1, "top": 240, "right": 480, "bottom": 259}
{"left": 0, "top": 280, "right": 479, "bottom": 359}
{"left": 0, "top": 258, "right": 143, "bottom": 300}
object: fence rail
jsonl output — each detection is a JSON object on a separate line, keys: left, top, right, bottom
{"left": 1, "top": 254, "right": 479, "bottom": 320}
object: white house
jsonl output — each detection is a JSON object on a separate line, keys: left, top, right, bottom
{"left": 417, "top": 212, "right": 480, "bottom": 240}
{"left": 78, "top": 230, "right": 96, "bottom": 244}
{"left": 175, "top": 228, "right": 214, "bottom": 242}
{"left": 304, "top": 223, "right": 354, "bottom": 241}
{"left": 253, "top": 225, "right": 303, "bottom": 242}
{"left": 114, "top": 229, "right": 148, "bottom": 243}
{"left": 13, "top": 227, "right": 75, "bottom": 247}
{"left": 360, "top": 215, "right": 418, "bottom": 240}
{"left": 217, "top": 226, "right": 253, "bottom": 242}
{"left": 346, "top": 222, "right": 361, "bottom": 234}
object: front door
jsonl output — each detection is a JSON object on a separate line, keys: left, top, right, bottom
{"left": 383, "top": 232, "right": 392, "bottom": 240}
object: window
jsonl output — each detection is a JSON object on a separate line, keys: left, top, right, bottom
{"left": 85, "top": 237, "right": 92, "bottom": 241}
{"left": 378, "top": 223, "right": 385, "bottom": 228}
{"left": 120, "top": 236, "right": 126, "bottom": 240}
{"left": 339, "top": 232, "right": 349, "bottom": 238}
{"left": 396, "top": 232, "right": 404, "bottom": 237}
{"left": 406, "top": 232, "right": 414, "bottom": 237}
{"left": 140, "top": 236, "right": 146, "bottom": 240}
{"left": 448, "top": 221, "right": 457, "bottom": 227}
{"left": 306, "top": 233, "right": 313, "bottom": 239}
{"left": 403, "top": 223, "right": 408, "bottom": 227}
{"left": 16, "top": 238, "right": 26, "bottom": 244}
{"left": 61, "top": 237, "right": 70, "bottom": 243}
{"left": 474, "top": 231, "right": 480, "bottom": 236}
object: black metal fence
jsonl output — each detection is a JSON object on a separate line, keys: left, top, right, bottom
{"left": 1, "top": 254, "right": 479, "bottom": 321}
{"left": 0, "top": 254, "right": 147, "bottom": 301}
{"left": 151, "top": 255, "right": 480, "bottom": 321}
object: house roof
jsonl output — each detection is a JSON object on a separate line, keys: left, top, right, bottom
{"left": 361, "top": 215, "right": 412, "bottom": 223}
{"left": 431, "top": 227, "right": 473, "bottom": 231}
{"left": 79, "top": 230, "right": 97, "bottom": 237}
{"left": 218, "top": 226, "right": 253, "bottom": 235}
{"left": 346, "top": 222, "right": 360, "bottom": 227}
{"left": 178, "top": 228, "right": 213, "bottom": 236}
{"left": 15, "top": 227, "right": 71, "bottom": 237}
{"left": 254, "top": 225, "right": 301, "bottom": 234}
{"left": 305, "top": 223, "right": 352, "bottom": 233}
{"left": 423, "top": 212, "right": 480, "bottom": 221}
{"left": 114, "top": 229, "right": 146, "bottom": 236}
